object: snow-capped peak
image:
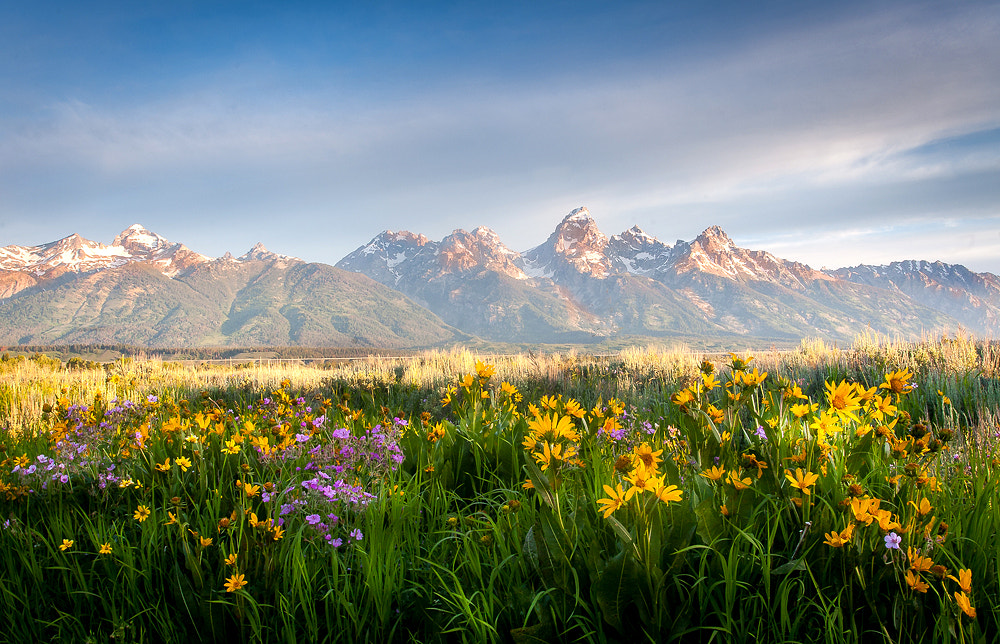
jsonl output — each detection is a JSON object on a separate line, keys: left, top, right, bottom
{"left": 562, "top": 206, "right": 593, "bottom": 225}
{"left": 112, "top": 224, "right": 171, "bottom": 256}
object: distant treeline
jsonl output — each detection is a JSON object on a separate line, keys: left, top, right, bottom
{"left": 0, "top": 344, "right": 416, "bottom": 362}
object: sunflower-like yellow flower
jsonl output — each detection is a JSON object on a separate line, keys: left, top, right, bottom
{"left": 880, "top": 369, "right": 916, "bottom": 396}
{"left": 596, "top": 483, "right": 627, "bottom": 518}
{"left": 850, "top": 497, "right": 879, "bottom": 525}
{"left": 175, "top": 456, "right": 192, "bottom": 472}
{"left": 909, "top": 497, "right": 932, "bottom": 517}
{"left": 907, "top": 547, "right": 934, "bottom": 573}
{"left": 905, "top": 570, "right": 929, "bottom": 593}
{"left": 539, "top": 394, "right": 561, "bottom": 410}
{"left": 671, "top": 388, "right": 695, "bottom": 408}
{"left": 59, "top": 538, "right": 74, "bottom": 551}
{"left": 873, "top": 508, "right": 902, "bottom": 532}
{"left": 954, "top": 591, "right": 976, "bottom": 618}
{"left": 700, "top": 465, "right": 726, "bottom": 481}
{"left": 225, "top": 553, "right": 238, "bottom": 567}
{"left": 532, "top": 440, "right": 578, "bottom": 472}
{"left": 870, "top": 394, "right": 897, "bottom": 421}
{"left": 790, "top": 402, "right": 816, "bottom": 418}
{"left": 809, "top": 410, "right": 842, "bottom": 443}
{"left": 632, "top": 443, "right": 663, "bottom": 474}
{"left": 99, "top": 542, "right": 112, "bottom": 555}
{"left": 825, "top": 380, "right": 862, "bottom": 422}
{"left": 134, "top": 505, "right": 151, "bottom": 523}
{"left": 727, "top": 471, "right": 752, "bottom": 491}
{"left": 563, "top": 398, "right": 585, "bottom": 418}
{"left": 474, "top": 360, "right": 495, "bottom": 380}
{"left": 224, "top": 573, "right": 248, "bottom": 593}
{"left": 738, "top": 367, "right": 768, "bottom": 387}
{"left": 948, "top": 568, "right": 973, "bottom": 594}
{"left": 854, "top": 383, "right": 878, "bottom": 402}
{"left": 652, "top": 482, "right": 683, "bottom": 505}
{"left": 601, "top": 416, "right": 622, "bottom": 435}
{"left": 784, "top": 468, "right": 819, "bottom": 495}
{"left": 624, "top": 468, "right": 657, "bottom": 501}
{"left": 823, "top": 524, "right": 854, "bottom": 547}
{"left": 154, "top": 458, "right": 171, "bottom": 472}
{"left": 525, "top": 413, "right": 579, "bottom": 446}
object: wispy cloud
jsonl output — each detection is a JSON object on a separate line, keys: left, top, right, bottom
{"left": 0, "top": 2, "right": 997, "bottom": 271}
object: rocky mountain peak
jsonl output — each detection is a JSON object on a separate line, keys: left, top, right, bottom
{"left": 438, "top": 227, "right": 525, "bottom": 279}
{"left": 693, "top": 225, "right": 735, "bottom": 252}
{"left": 382, "top": 230, "right": 430, "bottom": 247}
{"left": 112, "top": 224, "right": 171, "bottom": 256}
{"left": 613, "top": 225, "right": 659, "bottom": 248}
{"left": 519, "top": 209, "right": 609, "bottom": 279}
{"left": 544, "top": 207, "right": 609, "bottom": 277}
{"left": 239, "top": 242, "right": 289, "bottom": 262}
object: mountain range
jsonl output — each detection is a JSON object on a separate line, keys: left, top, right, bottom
{"left": 0, "top": 209, "right": 997, "bottom": 347}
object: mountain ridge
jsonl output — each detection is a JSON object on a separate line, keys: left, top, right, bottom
{"left": 336, "top": 207, "right": 998, "bottom": 343}
{"left": 1, "top": 213, "right": 997, "bottom": 347}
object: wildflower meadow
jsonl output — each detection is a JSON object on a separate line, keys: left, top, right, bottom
{"left": 0, "top": 335, "right": 998, "bottom": 643}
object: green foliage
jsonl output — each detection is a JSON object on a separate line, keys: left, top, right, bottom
{"left": 0, "top": 340, "right": 998, "bottom": 642}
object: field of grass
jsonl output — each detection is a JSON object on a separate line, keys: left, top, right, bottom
{"left": 0, "top": 333, "right": 998, "bottom": 643}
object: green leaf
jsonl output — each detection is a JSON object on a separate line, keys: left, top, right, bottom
{"left": 523, "top": 455, "right": 556, "bottom": 510}
{"left": 605, "top": 515, "right": 637, "bottom": 556}
{"left": 770, "top": 558, "right": 807, "bottom": 576}
{"left": 694, "top": 497, "right": 724, "bottom": 544}
{"left": 594, "top": 550, "right": 639, "bottom": 632}
{"left": 523, "top": 514, "right": 572, "bottom": 592}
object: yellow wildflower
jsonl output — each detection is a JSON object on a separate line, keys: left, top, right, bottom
{"left": 909, "top": 497, "right": 932, "bottom": 516}
{"left": 727, "top": 471, "right": 752, "bottom": 491}
{"left": 474, "top": 360, "right": 495, "bottom": 380}
{"left": 624, "top": 469, "right": 657, "bottom": 501}
{"left": 652, "top": 482, "right": 683, "bottom": 505}
{"left": 632, "top": 443, "right": 663, "bottom": 473}
{"left": 880, "top": 369, "right": 915, "bottom": 396}
{"left": 905, "top": 570, "right": 929, "bottom": 593}
{"left": 948, "top": 568, "right": 973, "bottom": 594}
{"left": 224, "top": 573, "right": 248, "bottom": 593}
{"left": 134, "top": 505, "right": 151, "bottom": 523}
{"left": 784, "top": 468, "right": 819, "bottom": 495}
{"left": 596, "top": 483, "right": 627, "bottom": 518}
{"left": 954, "top": 592, "right": 976, "bottom": 618}
{"left": 563, "top": 399, "right": 585, "bottom": 418}
{"left": 700, "top": 465, "right": 725, "bottom": 481}
{"left": 824, "top": 525, "right": 853, "bottom": 548}
{"left": 825, "top": 380, "right": 862, "bottom": 422}
{"left": 59, "top": 538, "right": 74, "bottom": 552}
{"left": 907, "top": 547, "right": 933, "bottom": 573}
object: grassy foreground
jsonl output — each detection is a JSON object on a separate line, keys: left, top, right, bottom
{"left": 0, "top": 334, "right": 998, "bottom": 643}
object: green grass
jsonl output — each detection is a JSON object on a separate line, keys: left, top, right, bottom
{"left": 0, "top": 334, "right": 997, "bottom": 642}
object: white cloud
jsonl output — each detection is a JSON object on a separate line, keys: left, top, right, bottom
{"left": 0, "top": 2, "right": 998, "bottom": 271}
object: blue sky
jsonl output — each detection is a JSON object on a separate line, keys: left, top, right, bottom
{"left": 2, "top": 0, "right": 998, "bottom": 272}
